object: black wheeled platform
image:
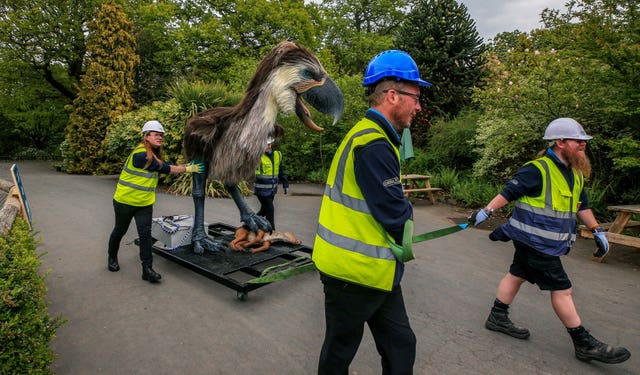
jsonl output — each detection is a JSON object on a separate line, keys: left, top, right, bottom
{"left": 151, "top": 222, "right": 314, "bottom": 300}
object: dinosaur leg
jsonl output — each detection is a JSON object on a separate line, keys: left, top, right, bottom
{"left": 225, "top": 184, "right": 272, "bottom": 234}
{"left": 192, "top": 171, "right": 225, "bottom": 254}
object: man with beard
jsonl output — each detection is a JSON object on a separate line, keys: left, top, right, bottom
{"left": 470, "top": 117, "right": 631, "bottom": 364}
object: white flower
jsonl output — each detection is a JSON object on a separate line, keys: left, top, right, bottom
{"left": 550, "top": 48, "right": 557, "bottom": 54}
{"left": 534, "top": 50, "right": 540, "bottom": 56}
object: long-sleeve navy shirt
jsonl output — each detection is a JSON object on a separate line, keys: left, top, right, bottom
{"left": 353, "top": 109, "right": 413, "bottom": 243}
{"left": 132, "top": 148, "right": 171, "bottom": 174}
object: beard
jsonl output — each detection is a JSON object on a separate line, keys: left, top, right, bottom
{"left": 566, "top": 150, "right": 592, "bottom": 178}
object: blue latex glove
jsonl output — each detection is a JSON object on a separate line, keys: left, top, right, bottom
{"left": 592, "top": 227, "right": 609, "bottom": 258}
{"left": 283, "top": 187, "right": 289, "bottom": 195}
{"left": 469, "top": 208, "right": 490, "bottom": 226}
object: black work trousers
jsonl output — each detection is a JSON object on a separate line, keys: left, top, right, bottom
{"left": 256, "top": 194, "right": 275, "bottom": 229}
{"left": 318, "top": 275, "right": 416, "bottom": 375}
{"left": 108, "top": 199, "right": 154, "bottom": 267}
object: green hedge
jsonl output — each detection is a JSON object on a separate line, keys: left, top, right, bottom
{"left": 0, "top": 218, "right": 65, "bottom": 374}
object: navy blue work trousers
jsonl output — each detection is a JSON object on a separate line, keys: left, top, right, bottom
{"left": 318, "top": 274, "right": 416, "bottom": 375}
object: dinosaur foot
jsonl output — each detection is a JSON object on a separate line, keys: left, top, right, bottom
{"left": 192, "top": 236, "right": 226, "bottom": 255}
{"left": 241, "top": 213, "right": 272, "bottom": 234}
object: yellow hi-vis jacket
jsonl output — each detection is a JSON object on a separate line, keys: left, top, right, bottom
{"left": 312, "top": 117, "right": 401, "bottom": 291}
{"left": 113, "top": 144, "right": 159, "bottom": 206}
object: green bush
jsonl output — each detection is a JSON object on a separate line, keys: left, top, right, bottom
{"left": 421, "top": 110, "right": 481, "bottom": 172}
{"left": 450, "top": 178, "right": 502, "bottom": 208}
{"left": 0, "top": 218, "right": 65, "bottom": 374}
{"left": 167, "top": 173, "right": 251, "bottom": 198}
{"left": 430, "top": 167, "right": 462, "bottom": 192}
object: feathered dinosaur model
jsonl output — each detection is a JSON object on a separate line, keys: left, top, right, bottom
{"left": 184, "top": 41, "right": 344, "bottom": 255}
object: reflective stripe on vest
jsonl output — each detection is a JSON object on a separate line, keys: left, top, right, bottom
{"left": 113, "top": 145, "right": 158, "bottom": 206}
{"left": 312, "top": 118, "right": 400, "bottom": 291}
{"left": 254, "top": 151, "right": 281, "bottom": 190}
{"left": 505, "top": 157, "right": 583, "bottom": 256}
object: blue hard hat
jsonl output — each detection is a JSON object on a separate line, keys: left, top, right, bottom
{"left": 363, "top": 50, "right": 432, "bottom": 87}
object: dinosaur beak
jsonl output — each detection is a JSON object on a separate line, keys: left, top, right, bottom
{"left": 296, "top": 77, "right": 344, "bottom": 132}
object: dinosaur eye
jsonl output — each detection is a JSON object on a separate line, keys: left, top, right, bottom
{"left": 301, "top": 70, "right": 315, "bottom": 80}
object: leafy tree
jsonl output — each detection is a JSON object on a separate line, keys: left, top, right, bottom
{"left": 64, "top": 0, "right": 139, "bottom": 174}
{"left": 396, "top": 0, "right": 486, "bottom": 147}
{"left": 472, "top": 0, "right": 640, "bottom": 205}
{"left": 0, "top": 63, "right": 69, "bottom": 157}
{"left": 0, "top": 0, "right": 99, "bottom": 100}
{"left": 318, "top": 0, "right": 409, "bottom": 75}
{"left": 215, "top": 0, "right": 318, "bottom": 58}
{"left": 0, "top": 0, "right": 98, "bottom": 157}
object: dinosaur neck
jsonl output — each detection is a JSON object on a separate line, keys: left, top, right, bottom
{"left": 209, "top": 85, "right": 280, "bottom": 184}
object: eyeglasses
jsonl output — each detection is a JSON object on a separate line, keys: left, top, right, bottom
{"left": 383, "top": 88, "right": 421, "bottom": 102}
{"left": 146, "top": 133, "right": 164, "bottom": 138}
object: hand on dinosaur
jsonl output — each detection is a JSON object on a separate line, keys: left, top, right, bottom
{"left": 185, "top": 161, "right": 205, "bottom": 174}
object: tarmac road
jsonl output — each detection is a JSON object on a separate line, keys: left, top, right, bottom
{"left": 2, "top": 161, "right": 639, "bottom": 375}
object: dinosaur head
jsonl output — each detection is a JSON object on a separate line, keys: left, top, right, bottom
{"left": 251, "top": 41, "right": 344, "bottom": 131}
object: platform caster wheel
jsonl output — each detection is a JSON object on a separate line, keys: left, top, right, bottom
{"left": 237, "top": 291, "right": 248, "bottom": 301}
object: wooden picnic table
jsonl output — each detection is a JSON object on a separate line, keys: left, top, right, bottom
{"left": 402, "top": 174, "right": 442, "bottom": 204}
{"left": 579, "top": 204, "right": 640, "bottom": 262}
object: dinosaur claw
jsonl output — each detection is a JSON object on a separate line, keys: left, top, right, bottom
{"left": 192, "top": 236, "right": 225, "bottom": 254}
{"left": 241, "top": 213, "right": 272, "bottom": 234}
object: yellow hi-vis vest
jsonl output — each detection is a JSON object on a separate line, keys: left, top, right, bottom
{"left": 255, "top": 151, "right": 281, "bottom": 177}
{"left": 505, "top": 156, "right": 584, "bottom": 255}
{"left": 113, "top": 144, "right": 159, "bottom": 207}
{"left": 312, "top": 117, "right": 402, "bottom": 291}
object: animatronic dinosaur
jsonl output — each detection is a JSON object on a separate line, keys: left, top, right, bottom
{"left": 184, "top": 41, "right": 344, "bottom": 255}
{"left": 229, "top": 226, "right": 302, "bottom": 253}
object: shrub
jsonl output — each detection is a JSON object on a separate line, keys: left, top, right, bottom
{"left": 421, "top": 110, "right": 481, "bottom": 172}
{"left": 167, "top": 174, "right": 250, "bottom": 198}
{"left": 0, "top": 218, "right": 65, "bottom": 374}
{"left": 450, "top": 178, "right": 502, "bottom": 208}
{"left": 102, "top": 99, "right": 186, "bottom": 177}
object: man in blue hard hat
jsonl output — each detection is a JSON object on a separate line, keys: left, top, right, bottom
{"left": 313, "top": 50, "right": 431, "bottom": 374}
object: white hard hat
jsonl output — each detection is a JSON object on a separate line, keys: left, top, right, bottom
{"left": 141, "top": 120, "right": 165, "bottom": 134}
{"left": 542, "top": 118, "right": 592, "bottom": 140}
{"left": 266, "top": 137, "right": 275, "bottom": 145}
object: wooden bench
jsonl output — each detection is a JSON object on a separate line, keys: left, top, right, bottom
{"left": 579, "top": 204, "right": 640, "bottom": 262}
{"left": 402, "top": 174, "right": 443, "bottom": 204}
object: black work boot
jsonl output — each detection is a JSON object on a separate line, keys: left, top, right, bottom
{"left": 142, "top": 265, "right": 162, "bottom": 283}
{"left": 108, "top": 255, "right": 120, "bottom": 272}
{"left": 485, "top": 308, "right": 530, "bottom": 339}
{"left": 572, "top": 330, "right": 630, "bottom": 364}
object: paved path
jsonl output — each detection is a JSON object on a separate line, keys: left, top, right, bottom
{"left": 2, "top": 161, "right": 638, "bottom": 374}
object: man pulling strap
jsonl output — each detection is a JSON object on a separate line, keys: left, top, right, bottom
{"left": 470, "top": 117, "right": 630, "bottom": 364}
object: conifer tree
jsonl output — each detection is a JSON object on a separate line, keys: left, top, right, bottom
{"left": 65, "top": 0, "right": 139, "bottom": 174}
{"left": 396, "top": 0, "right": 485, "bottom": 147}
